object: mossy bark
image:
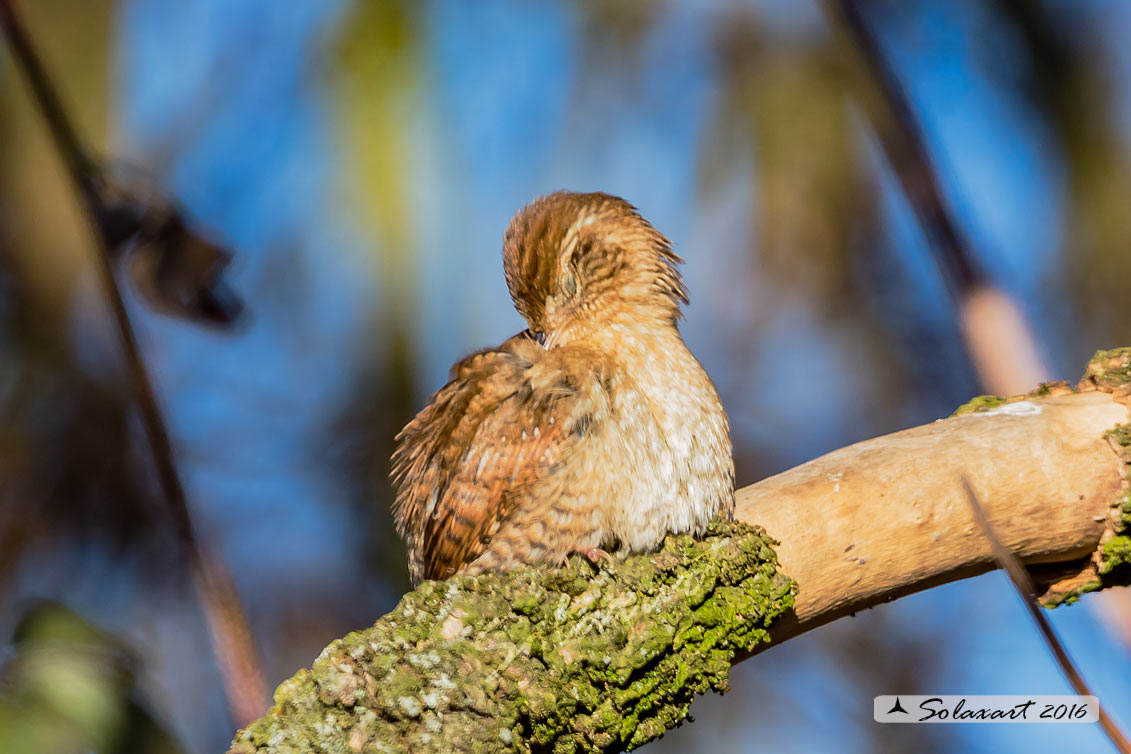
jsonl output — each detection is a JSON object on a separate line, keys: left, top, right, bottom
{"left": 953, "top": 347, "right": 1131, "bottom": 605}
{"left": 1051, "top": 348, "right": 1131, "bottom": 599}
{"left": 1090, "top": 349, "right": 1131, "bottom": 582}
{"left": 229, "top": 521, "right": 794, "bottom": 754}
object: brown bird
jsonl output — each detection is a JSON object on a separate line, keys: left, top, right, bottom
{"left": 391, "top": 191, "right": 734, "bottom": 584}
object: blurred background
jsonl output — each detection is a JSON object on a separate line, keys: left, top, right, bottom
{"left": 2, "top": 0, "right": 1131, "bottom": 752}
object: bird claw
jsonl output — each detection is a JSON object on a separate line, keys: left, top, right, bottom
{"left": 574, "top": 547, "right": 614, "bottom": 568}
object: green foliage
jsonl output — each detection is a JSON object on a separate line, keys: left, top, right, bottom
{"left": 0, "top": 602, "right": 183, "bottom": 754}
{"left": 331, "top": 0, "right": 421, "bottom": 292}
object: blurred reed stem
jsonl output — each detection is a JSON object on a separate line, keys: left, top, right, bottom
{"left": 824, "top": 0, "right": 1050, "bottom": 394}
{"left": 0, "top": 0, "right": 268, "bottom": 728}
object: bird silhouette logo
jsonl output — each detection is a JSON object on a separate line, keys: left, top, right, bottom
{"left": 887, "top": 697, "right": 909, "bottom": 715}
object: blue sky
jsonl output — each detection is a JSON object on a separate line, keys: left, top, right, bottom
{"left": 10, "top": 0, "right": 1127, "bottom": 751}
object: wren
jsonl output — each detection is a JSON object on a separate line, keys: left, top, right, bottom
{"left": 391, "top": 191, "right": 734, "bottom": 584}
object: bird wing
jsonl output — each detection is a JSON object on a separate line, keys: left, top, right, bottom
{"left": 391, "top": 333, "right": 599, "bottom": 583}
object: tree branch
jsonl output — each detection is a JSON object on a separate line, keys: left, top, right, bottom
{"left": 232, "top": 523, "right": 795, "bottom": 753}
{"left": 231, "top": 349, "right": 1131, "bottom": 753}
{"left": 739, "top": 378, "right": 1128, "bottom": 652}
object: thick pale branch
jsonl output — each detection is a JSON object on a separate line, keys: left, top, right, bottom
{"left": 232, "top": 351, "right": 1131, "bottom": 753}
{"left": 738, "top": 387, "right": 1129, "bottom": 652}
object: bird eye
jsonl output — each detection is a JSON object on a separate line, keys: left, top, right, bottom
{"left": 560, "top": 272, "right": 577, "bottom": 297}
{"left": 533, "top": 331, "right": 547, "bottom": 346}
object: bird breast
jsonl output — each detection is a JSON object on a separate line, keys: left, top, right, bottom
{"left": 592, "top": 330, "right": 734, "bottom": 552}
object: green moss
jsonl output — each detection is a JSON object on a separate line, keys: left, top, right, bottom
{"left": 1099, "top": 536, "right": 1131, "bottom": 576}
{"left": 1100, "top": 428, "right": 1131, "bottom": 584}
{"left": 230, "top": 521, "right": 793, "bottom": 753}
{"left": 1019, "top": 352, "right": 1131, "bottom": 607}
{"left": 1107, "top": 425, "right": 1131, "bottom": 456}
{"left": 951, "top": 395, "right": 1006, "bottom": 416}
{"left": 952, "top": 379, "right": 1078, "bottom": 418}
{"left": 1082, "top": 347, "right": 1131, "bottom": 390}
{"left": 1041, "top": 579, "right": 1104, "bottom": 608}
{"left": 1042, "top": 420, "right": 1131, "bottom": 606}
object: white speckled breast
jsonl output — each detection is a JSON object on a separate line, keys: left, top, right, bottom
{"left": 597, "top": 329, "right": 734, "bottom": 552}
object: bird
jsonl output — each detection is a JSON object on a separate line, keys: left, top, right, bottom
{"left": 391, "top": 191, "right": 734, "bottom": 584}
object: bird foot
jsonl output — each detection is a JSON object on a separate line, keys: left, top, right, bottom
{"left": 573, "top": 547, "right": 614, "bottom": 567}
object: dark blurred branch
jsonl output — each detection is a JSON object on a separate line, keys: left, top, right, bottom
{"left": 826, "top": 0, "right": 979, "bottom": 292}
{"left": 824, "top": 0, "right": 1050, "bottom": 394}
{"left": 0, "top": 0, "right": 242, "bottom": 326}
{"left": 0, "top": 0, "right": 266, "bottom": 726}
{"left": 962, "top": 477, "right": 1131, "bottom": 754}
{"left": 0, "top": 0, "right": 97, "bottom": 193}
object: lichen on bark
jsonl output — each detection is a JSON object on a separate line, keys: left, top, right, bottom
{"left": 1058, "top": 347, "right": 1131, "bottom": 600}
{"left": 951, "top": 394, "right": 1008, "bottom": 416}
{"left": 229, "top": 521, "right": 794, "bottom": 754}
{"left": 1099, "top": 427, "right": 1131, "bottom": 582}
{"left": 948, "top": 350, "right": 1131, "bottom": 606}
{"left": 950, "top": 381, "right": 1076, "bottom": 418}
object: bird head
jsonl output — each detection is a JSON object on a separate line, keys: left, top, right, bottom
{"left": 502, "top": 191, "right": 688, "bottom": 347}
